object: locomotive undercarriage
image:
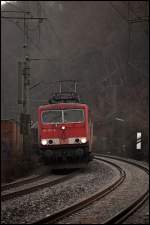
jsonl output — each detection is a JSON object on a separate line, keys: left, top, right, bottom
{"left": 40, "top": 146, "right": 93, "bottom": 168}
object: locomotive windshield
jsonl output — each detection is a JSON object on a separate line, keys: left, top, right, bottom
{"left": 42, "top": 109, "right": 84, "bottom": 124}
{"left": 64, "top": 109, "right": 84, "bottom": 123}
{"left": 42, "top": 110, "right": 62, "bottom": 123}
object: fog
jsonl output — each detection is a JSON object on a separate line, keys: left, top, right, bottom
{"left": 1, "top": 1, "right": 149, "bottom": 159}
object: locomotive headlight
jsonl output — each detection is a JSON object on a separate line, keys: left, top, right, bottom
{"left": 41, "top": 139, "right": 48, "bottom": 145}
{"left": 61, "top": 126, "right": 66, "bottom": 130}
{"left": 81, "top": 138, "right": 87, "bottom": 143}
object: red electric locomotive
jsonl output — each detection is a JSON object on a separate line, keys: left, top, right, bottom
{"left": 38, "top": 80, "right": 93, "bottom": 168}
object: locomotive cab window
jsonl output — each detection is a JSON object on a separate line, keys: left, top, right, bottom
{"left": 64, "top": 109, "right": 84, "bottom": 123}
{"left": 42, "top": 110, "right": 62, "bottom": 123}
{"left": 41, "top": 109, "right": 84, "bottom": 124}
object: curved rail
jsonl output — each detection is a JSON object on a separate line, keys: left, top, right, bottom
{"left": 1, "top": 174, "right": 48, "bottom": 191}
{"left": 32, "top": 157, "right": 126, "bottom": 224}
{"left": 1, "top": 172, "right": 78, "bottom": 201}
{"left": 97, "top": 154, "right": 149, "bottom": 224}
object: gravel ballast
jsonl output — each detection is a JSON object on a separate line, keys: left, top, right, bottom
{"left": 58, "top": 158, "right": 149, "bottom": 224}
{"left": 1, "top": 160, "right": 118, "bottom": 224}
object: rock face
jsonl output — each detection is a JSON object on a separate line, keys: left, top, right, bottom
{"left": 1, "top": 1, "right": 149, "bottom": 157}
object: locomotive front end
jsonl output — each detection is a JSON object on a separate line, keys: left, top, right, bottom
{"left": 38, "top": 103, "right": 93, "bottom": 168}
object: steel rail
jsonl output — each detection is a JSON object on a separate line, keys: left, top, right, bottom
{"left": 32, "top": 158, "right": 126, "bottom": 224}
{"left": 103, "top": 191, "right": 149, "bottom": 224}
{"left": 1, "top": 174, "right": 48, "bottom": 191}
{"left": 96, "top": 154, "right": 149, "bottom": 173}
{"left": 96, "top": 154, "right": 149, "bottom": 224}
{"left": 1, "top": 172, "right": 78, "bottom": 201}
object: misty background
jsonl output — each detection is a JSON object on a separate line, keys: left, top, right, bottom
{"left": 1, "top": 1, "right": 149, "bottom": 158}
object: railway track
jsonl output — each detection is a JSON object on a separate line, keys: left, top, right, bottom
{"left": 32, "top": 156, "right": 126, "bottom": 224}
{"left": 1, "top": 174, "right": 48, "bottom": 191}
{"left": 32, "top": 155, "right": 149, "bottom": 224}
{"left": 1, "top": 171, "right": 78, "bottom": 201}
{"left": 98, "top": 155, "right": 149, "bottom": 224}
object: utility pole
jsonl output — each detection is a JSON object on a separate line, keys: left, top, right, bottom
{"left": 2, "top": 10, "right": 47, "bottom": 158}
{"left": 21, "top": 14, "right": 46, "bottom": 158}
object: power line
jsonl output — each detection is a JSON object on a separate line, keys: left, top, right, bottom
{"left": 109, "top": 2, "right": 128, "bottom": 23}
{"left": 2, "top": 12, "right": 60, "bottom": 109}
{"left": 122, "top": 1, "right": 147, "bottom": 20}
{"left": 30, "top": 85, "right": 51, "bottom": 97}
{"left": 36, "top": 1, "right": 42, "bottom": 42}
{"left": 2, "top": 16, "right": 46, "bottom": 55}
{"left": 8, "top": 19, "right": 52, "bottom": 60}
{"left": 40, "top": 2, "right": 63, "bottom": 45}
{"left": 121, "top": 1, "right": 149, "bottom": 35}
{"left": 3, "top": 1, "right": 25, "bottom": 11}
{"left": 29, "top": 99, "right": 48, "bottom": 102}
{"left": 109, "top": 2, "right": 149, "bottom": 25}
{"left": 39, "top": 1, "right": 66, "bottom": 76}
{"left": 2, "top": 9, "right": 48, "bottom": 156}
{"left": 29, "top": 81, "right": 42, "bottom": 90}
{"left": 128, "top": 18, "right": 149, "bottom": 23}
{"left": 1, "top": 16, "right": 47, "bottom": 20}
{"left": 1, "top": 10, "right": 30, "bottom": 13}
